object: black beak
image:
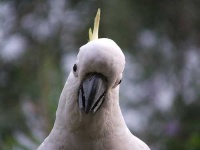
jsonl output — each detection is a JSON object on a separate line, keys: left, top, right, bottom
{"left": 78, "top": 73, "right": 107, "bottom": 114}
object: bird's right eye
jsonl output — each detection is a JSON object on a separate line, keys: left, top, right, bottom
{"left": 73, "top": 64, "right": 77, "bottom": 72}
{"left": 73, "top": 64, "right": 78, "bottom": 77}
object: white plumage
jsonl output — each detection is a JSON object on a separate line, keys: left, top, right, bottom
{"left": 38, "top": 9, "right": 150, "bottom": 150}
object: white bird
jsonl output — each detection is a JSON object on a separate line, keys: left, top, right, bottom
{"left": 38, "top": 9, "right": 150, "bottom": 150}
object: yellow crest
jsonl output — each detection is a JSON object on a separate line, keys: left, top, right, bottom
{"left": 89, "top": 9, "right": 100, "bottom": 41}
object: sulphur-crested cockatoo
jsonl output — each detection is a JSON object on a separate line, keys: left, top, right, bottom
{"left": 38, "top": 9, "right": 150, "bottom": 150}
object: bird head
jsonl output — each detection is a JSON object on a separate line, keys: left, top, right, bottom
{"left": 74, "top": 38, "right": 125, "bottom": 114}
{"left": 71, "top": 9, "right": 125, "bottom": 114}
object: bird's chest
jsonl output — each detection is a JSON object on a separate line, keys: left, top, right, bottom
{"left": 64, "top": 134, "right": 127, "bottom": 150}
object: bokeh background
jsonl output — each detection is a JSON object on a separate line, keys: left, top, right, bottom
{"left": 1, "top": 0, "right": 200, "bottom": 150}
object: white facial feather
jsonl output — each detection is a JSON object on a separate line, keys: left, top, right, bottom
{"left": 76, "top": 38, "right": 125, "bottom": 88}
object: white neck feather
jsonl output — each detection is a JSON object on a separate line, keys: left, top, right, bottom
{"left": 38, "top": 72, "right": 131, "bottom": 150}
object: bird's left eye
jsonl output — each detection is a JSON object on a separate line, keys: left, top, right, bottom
{"left": 118, "top": 79, "right": 122, "bottom": 85}
{"left": 73, "top": 64, "right": 77, "bottom": 72}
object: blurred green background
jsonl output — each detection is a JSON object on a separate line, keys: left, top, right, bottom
{"left": 0, "top": 0, "right": 200, "bottom": 149}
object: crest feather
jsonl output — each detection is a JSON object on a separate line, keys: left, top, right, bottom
{"left": 89, "top": 8, "right": 100, "bottom": 41}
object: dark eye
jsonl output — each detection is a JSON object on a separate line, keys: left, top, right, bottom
{"left": 118, "top": 79, "right": 122, "bottom": 85}
{"left": 73, "top": 64, "right": 77, "bottom": 72}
